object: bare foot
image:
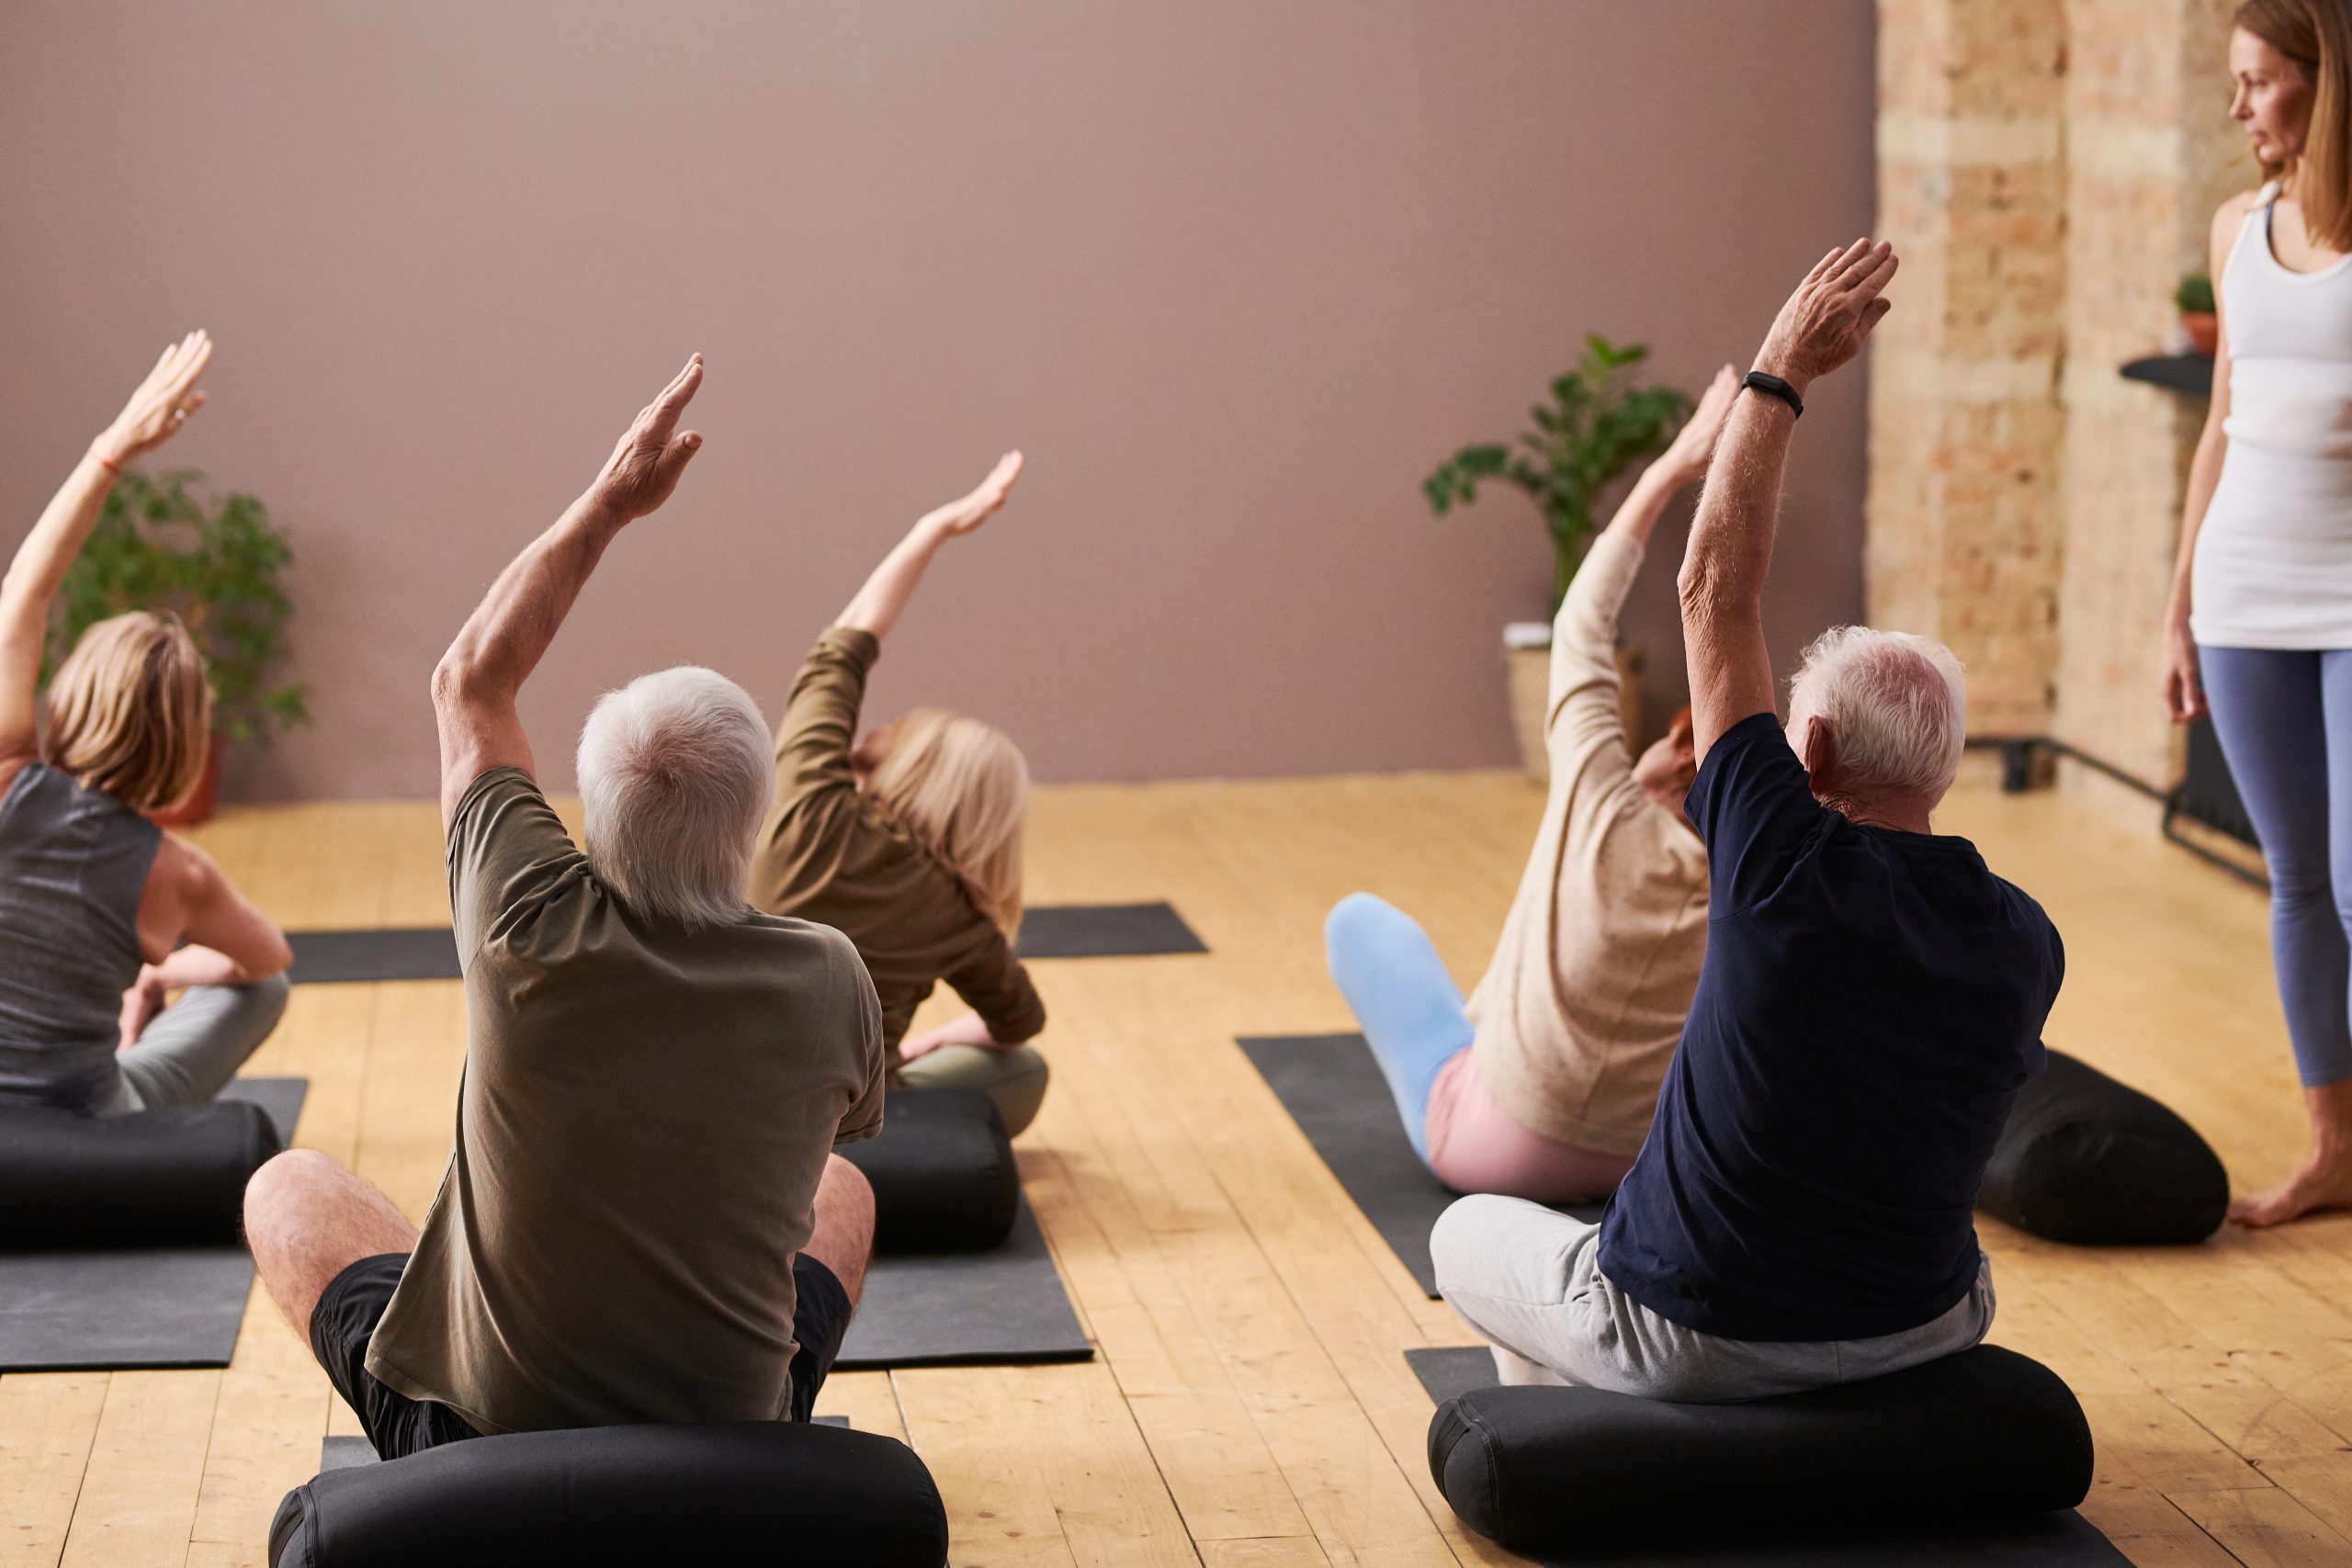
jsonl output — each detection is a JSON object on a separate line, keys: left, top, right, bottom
{"left": 2230, "top": 1150, "right": 2352, "bottom": 1227}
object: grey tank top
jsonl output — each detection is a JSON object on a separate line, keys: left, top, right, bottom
{"left": 0, "top": 762, "right": 160, "bottom": 1111}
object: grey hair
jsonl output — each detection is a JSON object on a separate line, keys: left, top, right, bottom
{"left": 1787, "top": 626, "right": 1967, "bottom": 805}
{"left": 576, "top": 666, "right": 774, "bottom": 929}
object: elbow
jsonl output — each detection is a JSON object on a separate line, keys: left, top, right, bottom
{"left": 254, "top": 929, "right": 295, "bottom": 982}
{"left": 431, "top": 649, "right": 485, "bottom": 713}
{"left": 1675, "top": 559, "right": 1719, "bottom": 626}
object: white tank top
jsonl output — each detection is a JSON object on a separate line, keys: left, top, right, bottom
{"left": 2191, "top": 182, "right": 2352, "bottom": 649}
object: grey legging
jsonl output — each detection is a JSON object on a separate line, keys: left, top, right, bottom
{"left": 104, "top": 972, "right": 292, "bottom": 1112}
{"left": 2199, "top": 644, "right": 2352, "bottom": 1086}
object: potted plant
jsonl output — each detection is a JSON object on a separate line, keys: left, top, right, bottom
{"left": 1424, "top": 335, "right": 1690, "bottom": 783}
{"left": 2177, "top": 271, "right": 2218, "bottom": 357}
{"left": 43, "top": 467, "right": 311, "bottom": 825}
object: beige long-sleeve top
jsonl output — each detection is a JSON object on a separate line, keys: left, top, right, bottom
{"left": 1464, "top": 530, "right": 1710, "bottom": 1156}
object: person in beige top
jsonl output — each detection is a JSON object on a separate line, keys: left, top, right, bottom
{"left": 1323, "top": 364, "right": 1735, "bottom": 1203}
{"left": 751, "top": 454, "right": 1051, "bottom": 1134}
{"left": 243, "top": 356, "right": 885, "bottom": 1459}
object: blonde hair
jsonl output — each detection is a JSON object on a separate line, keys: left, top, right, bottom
{"left": 2238, "top": 0, "right": 2352, "bottom": 249}
{"left": 577, "top": 666, "right": 775, "bottom": 930}
{"left": 867, "top": 708, "right": 1029, "bottom": 934}
{"left": 43, "top": 611, "right": 214, "bottom": 813}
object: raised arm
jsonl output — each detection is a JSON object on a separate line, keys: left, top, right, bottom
{"left": 432, "top": 355, "right": 706, "bottom": 827}
{"left": 1678, "top": 240, "right": 1896, "bottom": 760}
{"left": 1546, "top": 364, "right": 1737, "bottom": 753}
{"left": 835, "top": 452, "right": 1023, "bottom": 642}
{"left": 0, "top": 333, "right": 213, "bottom": 763}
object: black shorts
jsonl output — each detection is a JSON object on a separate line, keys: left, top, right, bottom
{"left": 310, "top": 1251, "right": 856, "bottom": 1461}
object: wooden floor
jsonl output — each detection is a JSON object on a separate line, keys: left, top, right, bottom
{"left": 5, "top": 769, "right": 2352, "bottom": 1565}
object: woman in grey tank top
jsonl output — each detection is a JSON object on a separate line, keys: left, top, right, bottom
{"left": 0, "top": 333, "right": 292, "bottom": 1114}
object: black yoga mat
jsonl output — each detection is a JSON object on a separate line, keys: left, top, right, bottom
{"left": 286, "top": 903, "right": 1206, "bottom": 985}
{"left": 1403, "top": 1348, "right": 2127, "bottom": 1568}
{"left": 0, "top": 1077, "right": 307, "bottom": 1371}
{"left": 835, "top": 1199, "right": 1091, "bottom": 1370}
{"left": 1238, "top": 1033, "right": 1602, "bottom": 1299}
{"left": 1013, "top": 903, "right": 1205, "bottom": 959}
{"left": 288, "top": 928, "right": 460, "bottom": 984}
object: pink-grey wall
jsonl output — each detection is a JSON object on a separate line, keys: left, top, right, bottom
{"left": 0, "top": 1, "right": 1875, "bottom": 800}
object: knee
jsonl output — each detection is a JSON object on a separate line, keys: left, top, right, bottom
{"left": 1325, "top": 892, "right": 1398, "bottom": 967}
{"left": 243, "top": 1147, "right": 342, "bottom": 1242}
{"left": 238, "top": 969, "right": 293, "bottom": 1029}
{"left": 1001, "top": 1044, "right": 1050, "bottom": 1091}
{"left": 1429, "top": 1193, "right": 1515, "bottom": 1292}
{"left": 820, "top": 1154, "right": 876, "bottom": 1239}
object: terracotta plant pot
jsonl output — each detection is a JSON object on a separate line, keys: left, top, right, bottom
{"left": 2181, "top": 311, "right": 2219, "bottom": 358}
{"left": 150, "top": 733, "right": 223, "bottom": 829}
{"left": 1505, "top": 627, "right": 1643, "bottom": 786}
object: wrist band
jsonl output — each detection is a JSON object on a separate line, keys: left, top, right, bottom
{"left": 88, "top": 447, "right": 122, "bottom": 476}
{"left": 1741, "top": 371, "right": 1804, "bottom": 420}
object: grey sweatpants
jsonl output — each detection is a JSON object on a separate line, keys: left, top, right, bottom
{"left": 1430, "top": 1193, "right": 1995, "bottom": 1404}
{"left": 103, "top": 973, "right": 291, "bottom": 1113}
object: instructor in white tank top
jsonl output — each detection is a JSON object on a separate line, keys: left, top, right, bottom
{"left": 2162, "top": 0, "right": 2352, "bottom": 1228}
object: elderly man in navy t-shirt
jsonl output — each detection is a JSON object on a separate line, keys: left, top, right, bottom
{"left": 1431, "top": 238, "right": 2064, "bottom": 1403}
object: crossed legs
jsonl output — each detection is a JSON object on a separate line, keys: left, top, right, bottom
{"left": 246, "top": 1149, "right": 877, "bottom": 1344}
{"left": 1323, "top": 893, "right": 1633, "bottom": 1203}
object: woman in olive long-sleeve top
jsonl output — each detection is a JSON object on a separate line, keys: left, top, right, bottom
{"left": 749, "top": 454, "right": 1049, "bottom": 1134}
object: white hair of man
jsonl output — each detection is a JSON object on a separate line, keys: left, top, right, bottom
{"left": 1786, "top": 626, "right": 1967, "bottom": 806}
{"left": 576, "top": 666, "right": 775, "bottom": 929}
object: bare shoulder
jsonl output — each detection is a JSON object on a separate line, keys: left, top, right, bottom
{"left": 153, "top": 830, "right": 224, "bottom": 901}
{"left": 2214, "top": 188, "right": 2263, "bottom": 242}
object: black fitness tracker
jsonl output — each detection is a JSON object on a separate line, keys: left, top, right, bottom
{"left": 1741, "top": 370, "right": 1804, "bottom": 420}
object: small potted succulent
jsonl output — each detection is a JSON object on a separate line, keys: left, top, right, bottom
{"left": 2177, "top": 271, "right": 2219, "bottom": 357}
{"left": 1424, "top": 335, "right": 1690, "bottom": 783}
{"left": 43, "top": 468, "right": 311, "bottom": 824}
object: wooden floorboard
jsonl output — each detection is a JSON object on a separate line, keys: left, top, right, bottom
{"left": 6, "top": 770, "right": 2350, "bottom": 1564}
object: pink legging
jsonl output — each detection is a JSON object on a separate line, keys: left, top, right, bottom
{"left": 1424, "top": 1048, "right": 1635, "bottom": 1203}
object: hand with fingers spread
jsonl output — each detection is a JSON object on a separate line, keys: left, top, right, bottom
{"left": 586, "top": 355, "right": 707, "bottom": 522}
{"left": 916, "top": 451, "right": 1025, "bottom": 542}
{"left": 1656, "top": 364, "right": 1742, "bottom": 489}
{"left": 1754, "top": 238, "right": 1899, "bottom": 397}
{"left": 95, "top": 330, "right": 213, "bottom": 468}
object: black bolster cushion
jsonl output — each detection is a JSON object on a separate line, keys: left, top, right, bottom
{"left": 1981, "top": 1048, "right": 2229, "bottom": 1245}
{"left": 268, "top": 1421, "right": 949, "bottom": 1568}
{"left": 0, "top": 1100, "right": 283, "bottom": 1249}
{"left": 1427, "top": 1345, "right": 2093, "bottom": 1553}
{"left": 839, "top": 1085, "right": 1020, "bottom": 1252}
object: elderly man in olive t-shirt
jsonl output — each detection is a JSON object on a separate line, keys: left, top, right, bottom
{"left": 243, "top": 356, "right": 886, "bottom": 1457}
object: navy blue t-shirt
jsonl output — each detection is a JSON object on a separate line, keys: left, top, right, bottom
{"left": 1596, "top": 712, "right": 2063, "bottom": 1343}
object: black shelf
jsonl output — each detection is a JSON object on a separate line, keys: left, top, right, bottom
{"left": 2120, "top": 354, "right": 2214, "bottom": 395}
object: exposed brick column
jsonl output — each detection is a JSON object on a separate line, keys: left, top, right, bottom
{"left": 2051, "top": 0, "right": 2242, "bottom": 788}
{"left": 1867, "top": 0, "right": 2068, "bottom": 737}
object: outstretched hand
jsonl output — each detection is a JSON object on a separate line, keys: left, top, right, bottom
{"left": 1657, "top": 364, "right": 1741, "bottom": 487}
{"left": 1755, "top": 239, "right": 1898, "bottom": 395}
{"left": 96, "top": 331, "right": 213, "bottom": 466}
{"left": 917, "top": 451, "right": 1024, "bottom": 540}
{"left": 587, "top": 355, "right": 706, "bottom": 522}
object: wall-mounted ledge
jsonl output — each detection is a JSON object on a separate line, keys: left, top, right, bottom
{"left": 2120, "top": 355, "right": 2212, "bottom": 396}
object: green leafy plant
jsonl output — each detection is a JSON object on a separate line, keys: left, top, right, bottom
{"left": 43, "top": 468, "right": 311, "bottom": 743}
{"left": 1425, "top": 335, "right": 1693, "bottom": 610}
{"left": 2176, "top": 271, "right": 2216, "bottom": 314}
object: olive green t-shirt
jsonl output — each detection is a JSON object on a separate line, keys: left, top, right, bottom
{"left": 365, "top": 768, "right": 885, "bottom": 1435}
{"left": 749, "top": 627, "right": 1046, "bottom": 1071}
